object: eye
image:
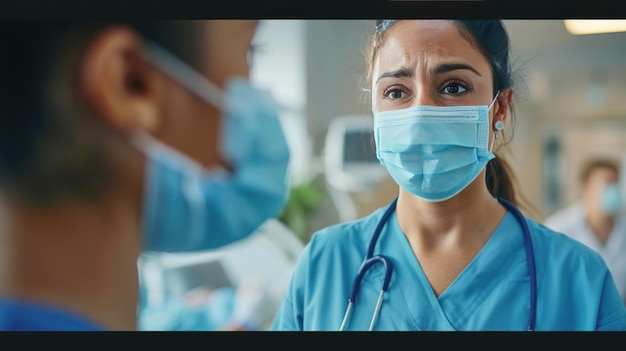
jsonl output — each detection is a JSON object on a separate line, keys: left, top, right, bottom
{"left": 382, "top": 87, "right": 407, "bottom": 100}
{"left": 441, "top": 80, "right": 469, "bottom": 95}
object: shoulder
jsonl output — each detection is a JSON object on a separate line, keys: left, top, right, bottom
{"left": 308, "top": 205, "right": 389, "bottom": 245}
{"left": 0, "top": 298, "right": 105, "bottom": 331}
{"left": 526, "top": 217, "right": 624, "bottom": 313}
{"left": 524, "top": 216, "right": 626, "bottom": 330}
{"left": 526, "top": 216, "right": 606, "bottom": 270}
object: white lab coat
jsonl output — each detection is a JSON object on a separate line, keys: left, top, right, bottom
{"left": 544, "top": 201, "right": 626, "bottom": 305}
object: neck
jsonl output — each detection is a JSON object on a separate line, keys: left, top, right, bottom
{"left": 0, "top": 190, "right": 142, "bottom": 331}
{"left": 396, "top": 174, "right": 507, "bottom": 252}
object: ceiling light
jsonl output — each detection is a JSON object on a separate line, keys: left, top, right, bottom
{"left": 564, "top": 20, "right": 626, "bottom": 35}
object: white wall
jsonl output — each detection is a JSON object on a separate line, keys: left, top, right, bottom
{"left": 250, "top": 20, "right": 312, "bottom": 185}
{"left": 304, "top": 20, "right": 375, "bottom": 156}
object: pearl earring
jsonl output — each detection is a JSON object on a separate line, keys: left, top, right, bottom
{"left": 494, "top": 120, "right": 504, "bottom": 140}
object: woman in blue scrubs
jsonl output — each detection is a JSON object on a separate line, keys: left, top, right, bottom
{"left": 271, "top": 19, "right": 626, "bottom": 331}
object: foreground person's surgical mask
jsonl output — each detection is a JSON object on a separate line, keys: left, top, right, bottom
{"left": 373, "top": 94, "right": 499, "bottom": 202}
{"left": 132, "top": 41, "right": 290, "bottom": 252}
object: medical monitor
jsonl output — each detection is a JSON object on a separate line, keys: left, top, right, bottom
{"left": 342, "top": 129, "right": 378, "bottom": 163}
{"left": 324, "top": 115, "right": 388, "bottom": 192}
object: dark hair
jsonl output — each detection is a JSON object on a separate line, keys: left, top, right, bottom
{"left": 580, "top": 158, "right": 620, "bottom": 185}
{"left": 367, "top": 20, "right": 539, "bottom": 218}
{"left": 0, "top": 20, "right": 201, "bottom": 206}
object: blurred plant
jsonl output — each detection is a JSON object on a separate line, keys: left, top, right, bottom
{"left": 277, "top": 181, "right": 325, "bottom": 243}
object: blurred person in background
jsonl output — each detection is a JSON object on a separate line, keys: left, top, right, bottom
{"left": 545, "top": 158, "right": 626, "bottom": 305}
{"left": 0, "top": 20, "right": 290, "bottom": 330}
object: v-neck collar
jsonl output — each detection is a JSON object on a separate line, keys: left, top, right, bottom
{"left": 383, "top": 210, "right": 524, "bottom": 330}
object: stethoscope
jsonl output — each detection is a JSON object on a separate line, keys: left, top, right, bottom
{"left": 338, "top": 196, "right": 537, "bottom": 331}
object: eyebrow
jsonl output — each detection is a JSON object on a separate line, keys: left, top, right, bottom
{"left": 375, "top": 67, "right": 414, "bottom": 84}
{"left": 376, "top": 63, "right": 482, "bottom": 85}
{"left": 432, "top": 63, "right": 482, "bottom": 77}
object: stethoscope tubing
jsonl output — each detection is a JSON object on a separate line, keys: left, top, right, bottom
{"left": 496, "top": 197, "right": 537, "bottom": 331}
{"left": 341, "top": 196, "right": 537, "bottom": 331}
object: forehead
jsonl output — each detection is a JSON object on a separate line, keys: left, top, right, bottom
{"left": 372, "top": 20, "right": 490, "bottom": 77}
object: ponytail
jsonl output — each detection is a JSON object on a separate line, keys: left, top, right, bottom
{"left": 486, "top": 156, "right": 515, "bottom": 203}
{"left": 486, "top": 152, "right": 543, "bottom": 221}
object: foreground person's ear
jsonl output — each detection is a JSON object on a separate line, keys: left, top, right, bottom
{"left": 79, "top": 26, "right": 165, "bottom": 135}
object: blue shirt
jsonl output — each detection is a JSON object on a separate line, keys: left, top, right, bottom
{"left": 0, "top": 299, "right": 105, "bottom": 331}
{"left": 271, "top": 204, "right": 626, "bottom": 331}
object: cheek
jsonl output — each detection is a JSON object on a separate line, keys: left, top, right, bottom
{"left": 207, "top": 49, "right": 250, "bottom": 87}
{"left": 155, "top": 85, "right": 223, "bottom": 169}
{"left": 183, "top": 105, "right": 222, "bottom": 168}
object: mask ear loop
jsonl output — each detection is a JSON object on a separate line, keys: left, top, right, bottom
{"left": 488, "top": 90, "right": 502, "bottom": 152}
{"left": 488, "top": 90, "right": 501, "bottom": 110}
{"left": 142, "top": 40, "right": 224, "bottom": 110}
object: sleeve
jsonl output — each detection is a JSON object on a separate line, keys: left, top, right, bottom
{"left": 596, "top": 271, "right": 626, "bottom": 331}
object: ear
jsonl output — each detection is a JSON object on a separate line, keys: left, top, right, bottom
{"left": 78, "top": 26, "right": 165, "bottom": 134}
{"left": 492, "top": 88, "right": 513, "bottom": 129}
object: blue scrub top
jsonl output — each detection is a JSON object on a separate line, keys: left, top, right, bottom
{"left": 0, "top": 299, "right": 106, "bottom": 331}
{"left": 271, "top": 204, "right": 626, "bottom": 331}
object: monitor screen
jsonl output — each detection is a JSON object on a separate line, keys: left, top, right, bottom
{"left": 343, "top": 130, "right": 378, "bottom": 163}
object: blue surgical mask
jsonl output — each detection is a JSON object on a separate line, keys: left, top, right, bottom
{"left": 373, "top": 94, "right": 498, "bottom": 202}
{"left": 131, "top": 42, "right": 291, "bottom": 252}
{"left": 601, "top": 183, "right": 622, "bottom": 216}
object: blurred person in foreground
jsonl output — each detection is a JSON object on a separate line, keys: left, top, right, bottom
{"left": 0, "top": 20, "right": 290, "bottom": 330}
{"left": 545, "top": 158, "right": 626, "bottom": 305}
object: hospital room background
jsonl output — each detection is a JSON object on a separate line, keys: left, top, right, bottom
{"left": 138, "top": 20, "right": 626, "bottom": 330}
